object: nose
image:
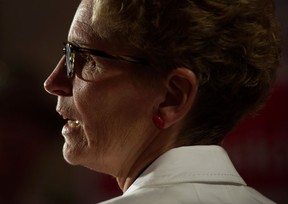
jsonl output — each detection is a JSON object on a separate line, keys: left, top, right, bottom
{"left": 44, "top": 56, "right": 73, "bottom": 96}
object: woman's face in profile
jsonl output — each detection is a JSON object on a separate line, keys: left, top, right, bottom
{"left": 45, "top": 0, "right": 162, "bottom": 176}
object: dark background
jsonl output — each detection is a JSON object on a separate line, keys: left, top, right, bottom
{"left": 0, "top": 0, "right": 287, "bottom": 203}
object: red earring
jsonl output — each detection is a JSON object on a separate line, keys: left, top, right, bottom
{"left": 152, "top": 115, "right": 165, "bottom": 129}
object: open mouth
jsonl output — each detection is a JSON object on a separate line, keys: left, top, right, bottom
{"left": 57, "top": 110, "right": 81, "bottom": 128}
{"left": 67, "top": 120, "right": 80, "bottom": 127}
{"left": 57, "top": 109, "right": 82, "bottom": 136}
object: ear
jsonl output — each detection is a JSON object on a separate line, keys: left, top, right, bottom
{"left": 158, "top": 68, "right": 198, "bottom": 128}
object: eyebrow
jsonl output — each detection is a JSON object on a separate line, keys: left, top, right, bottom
{"left": 67, "top": 42, "right": 149, "bottom": 65}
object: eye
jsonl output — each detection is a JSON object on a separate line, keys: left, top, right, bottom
{"left": 79, "top": 54, "right": 104, "bottom": 81}
{"left": 85, "top": 54, "right": 93, "bottom": 63}
{"left": 80, "top": 54, "right": 96, "bottom": 66}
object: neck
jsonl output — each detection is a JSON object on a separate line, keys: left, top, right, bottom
{"left": 117, "top": 177, "right": 135, "bottom": 192}
{"left": 116, "top": 130, "right": 179, "bottom": 192}
{"left": 116, "top": 154, "right": 156, "bottom": 192}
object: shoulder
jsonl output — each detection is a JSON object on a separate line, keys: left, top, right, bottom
{"left": 99, "top": 183, "right": 276, "bottom": 204}
{"left": 99, "top": 184, "right": 199, "bottom": 204}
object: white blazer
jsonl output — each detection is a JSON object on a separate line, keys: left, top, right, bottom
{"left": 100, "top": 145, "right": 276, "bottom": 204}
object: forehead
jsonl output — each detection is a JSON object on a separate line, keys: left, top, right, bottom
{"left": 68, "top": 0, "right": 97, "bottom": 45}
{"left": 76, "top": 0, "right": 93, "bottom": 21}
{"left": 67, "top": 0, "right": 144, "bottom": 56}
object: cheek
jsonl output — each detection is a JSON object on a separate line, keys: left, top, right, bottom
{"left": 69, "top": 76, "right": 158, "bottom": 168}
{"left": 75, "top": 78, "right": 150, "bottom": 125}
{"left": 74, "top": 85, "right": 107, "bottom": 140}
{"left": 72, "top": 82, "right": 125, "bottom": 150}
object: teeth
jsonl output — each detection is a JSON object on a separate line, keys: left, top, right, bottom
{"left": 67, "top": 120, "right": 80, "bottom": 127}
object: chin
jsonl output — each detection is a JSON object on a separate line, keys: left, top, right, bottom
{"left": 62, "top": 142, "right": 85, "bottom": 165}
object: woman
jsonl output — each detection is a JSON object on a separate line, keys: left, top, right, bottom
{"left": 44, "top": 0, "right": 280, "bottom": 203}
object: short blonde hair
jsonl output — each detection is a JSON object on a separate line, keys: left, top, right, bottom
{"left": 92, "top": 0, "right": 281, "bottom": 144}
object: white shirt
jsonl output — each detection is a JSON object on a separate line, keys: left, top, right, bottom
{"left": 100, "top": 145, "right": 275, "bottom": 204}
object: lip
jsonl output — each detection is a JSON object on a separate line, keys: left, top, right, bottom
{"left": 62, "top": 121, "right": 81, "bottom": 137}
{"left": 56, "top": 108, "right": 75, "bottom": 120}
{"left": 56, "top": 108, "right": 81, "bottom": 137}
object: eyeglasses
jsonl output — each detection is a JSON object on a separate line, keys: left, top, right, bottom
{"left": 63, "top": 42, "right": 148, "bottom": 79}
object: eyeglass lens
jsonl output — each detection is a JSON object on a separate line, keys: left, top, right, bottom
{"left": 65, "top": 43, "right": 75, "bottom": 78}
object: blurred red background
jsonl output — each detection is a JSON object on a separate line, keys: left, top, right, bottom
{"left": 0, "top": 0, "right": 287, "bottom": 203}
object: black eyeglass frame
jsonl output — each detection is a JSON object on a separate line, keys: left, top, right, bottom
{"left": 63, "top": 42, "right": 149, "bottom": 78}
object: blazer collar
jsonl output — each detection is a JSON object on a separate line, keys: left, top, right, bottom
{"left": 125, "top": 145, "right": 246, "bottom": 195}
